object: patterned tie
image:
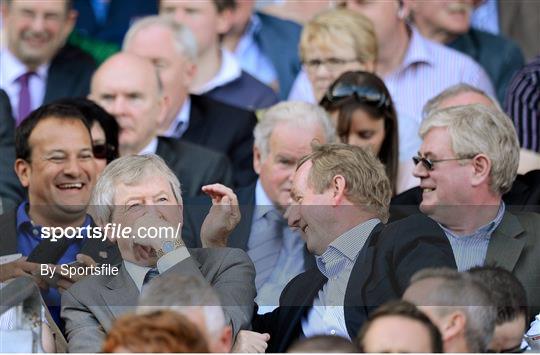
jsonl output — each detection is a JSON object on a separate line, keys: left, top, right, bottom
{"left": 17, "top": 71, "right": 34, "bottom": 125}
{"left": 142, "top": 268, "right": 160, "bottom": 292}
{"left": 247, "top": 208, "right": 284, "bottom": 290}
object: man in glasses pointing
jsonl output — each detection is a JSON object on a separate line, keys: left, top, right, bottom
{"left": 411, "top": 103, "right": 540, "bottom": 320}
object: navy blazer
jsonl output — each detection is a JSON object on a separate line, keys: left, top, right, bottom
{"left": 252, "top": 215, "right": 457, "bottom": 352}
{"left": 254, "top": 12, "right": 302, "bottom": 99}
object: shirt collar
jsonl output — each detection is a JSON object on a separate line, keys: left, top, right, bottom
{"left": 193, "top": 49, "right": 242, "bottom": 94}
{"left": 439, "top": 202, "right": 506, "bottom": 239}
{"left": 316, "top": 218, "right": 380, "bottom": 278}
{"left": 398, "top": 26, "right": 433, "bottom": 71}
{"left": 164, "top": 96, "right": 191, "bottom": 137}
{"left": 138, "top": 137, "right": 158, "bottom": 155}
{"left": 0, "top": 47, "right": 49, "bottom": 86}
{"left": 254, "top": 178, "right": 276, "bottom": 220}
{"left": 123, "top": 260, "right": 152, "bottom": 292}
{"left": 243, "top": 14, "right": 262, "bottom": 40}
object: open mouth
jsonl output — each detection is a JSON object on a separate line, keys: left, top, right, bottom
{"left": 423, "top": 188, "right": 435, "bottom": 193}
{"left": 57, "top": 183, "right": 84, "bottom": 190}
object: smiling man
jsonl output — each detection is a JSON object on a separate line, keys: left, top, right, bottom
{"left": 246, "top": 143, "right": 456, "bottom": 352}
{"left": 411, "top": 104, "right": 540, "bottom": 318}
{"left": 0, "top": 0, "right": 96, "bottom": 124}
{"left": 61, "top": 154, "right": 255, "bottom": 353}
{"left": 0, "top": 103, "right": 121, "bottom": 326}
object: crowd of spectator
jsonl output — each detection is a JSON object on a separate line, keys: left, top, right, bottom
{"left": 1, "top": 0, "right": 540, "bottom": 353}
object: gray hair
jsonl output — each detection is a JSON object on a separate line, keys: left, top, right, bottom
{"left": 137, "top": 274, "right": 226, "bottom": 337}
{"left": 123, "top": 15, "right": 198, "bottom": 62}
{"left": 254, "top": 101, "right": 336, "bottom": 159}
{"left": 409, "top": 268, "right": 497, "bottom": 353}
{"left": 422, "top": 83, "right": 501, "bottom": 119}
{"left": 90, "top": 154, "right": 181, "bottom": 225}
{"left": 419, "top": 104, "right": 519, "bottom": 195}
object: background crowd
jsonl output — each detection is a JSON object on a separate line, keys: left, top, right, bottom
{"left": 0, "top": 0, "right": 540, "bottom": 353}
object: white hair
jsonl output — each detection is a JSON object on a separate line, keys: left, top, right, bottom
{"left": 90, "top": 154, "right": 182, "bottom": 225}
{"left": 254, "top": 101, "right": 336, "bottom": 159}
{"left": 123, "top": 15, "right": 198, "bottom": 61}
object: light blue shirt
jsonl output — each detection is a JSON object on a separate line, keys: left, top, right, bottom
{"left": 232, "top": 14, "right": 278, "bottom": 87}
{"left": 471, "top": 0, "right": 500, "bottom": 35}
{"left": 302, "top": 218, "right": 380, "bottom": 339}
{"left": 251, "top": 179, "right": 306, "bottom": 314}
{"left": 439, "top": 202, "right": 505, "bottom": 271}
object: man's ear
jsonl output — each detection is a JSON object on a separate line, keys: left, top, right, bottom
{"left": 332, "top": 174, "right": 347, "bottom": 205}
{"left": 470, "top": 154, "right": 491, "bottom": 188}
{"left": 219, "top": 325, "right": 233, "bottom": 352}
{"left": 253, "top": 145, "right": 262, "bottom": 175}
{"left": 62, "top": 9, "right": 78, "bottom": 39}
{"left": 216, "top": 8, "right": 234, "bottom": 36}
{"left": 440, "top": 311, "right": 466, "bottom": 342}
{"left": 14, "top": 158, "right": 31, "bottom": 188}
{"left": 156, "top": 94, "right": 170, "bottom": 126}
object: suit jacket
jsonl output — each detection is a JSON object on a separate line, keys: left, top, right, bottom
{"left": 73, "top": 0, "right": 158, "bottom": 45}
{"left": 0, "top": 208, "right": 121, "bottom": 265}
{"left": 182, "top": 94, "right": 258, "bottom": 188}
{"left": 252, "top": 215, "right": 457, "bottom": 352}
{"left": 61, "top": 247, "right": 256, "bottom": 353}
{"left": 486, "top": 211, "right": 540, "bottom": 318}
{"left": 43, "top": 45, "right": 96, "bottom": 104}
{"left": 156, "top": 137, "right": 233, "bottom": 197}
{"left": 498, "top": 0, "right": 540, "bottom": 61}
{"left": 204, "top": 70, "right": 279, "bottom": 111}
{"left": 255, "top": 12, "right": 302, "bottom": 99}
{"left": 0, "top": 89, "right": 14, "bottom": 146}
{"left": 182, "top": 183, "right": 315, "bottom": 269}
{"left": 449, "top": 28, "right": 525, "bottom": 103}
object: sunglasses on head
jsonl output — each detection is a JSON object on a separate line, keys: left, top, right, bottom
{"left": 93, "top": 143, "right": 115, "bottom": 161}
{"left": 325, "top": 83, "right": 391, "bottom": 109}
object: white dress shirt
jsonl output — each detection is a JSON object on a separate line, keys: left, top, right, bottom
{"left": 192, "top": 49, "right": 242, "bottom": 95}
{"left": 162, "top": 96, "right": 191, "bottom": 139}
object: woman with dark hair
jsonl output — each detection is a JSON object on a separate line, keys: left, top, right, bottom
{"left": 54, "top": 97, "right": 119, "bottom": 175}
{"left": 321, "top": 71, "right": 416, "bottom": 194}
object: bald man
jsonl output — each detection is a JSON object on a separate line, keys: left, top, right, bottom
{"left": 89, "top": 52, "right": 233, "bottom": 196}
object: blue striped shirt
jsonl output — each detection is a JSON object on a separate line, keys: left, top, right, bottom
{"left": 439, "top": 203, "right": 505, "bottom": 271}
{"left": 302, "top": 218, "right": 380, "bottom": 339}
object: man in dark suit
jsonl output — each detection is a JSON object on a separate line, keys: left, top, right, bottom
{"left": 410, "top": 104, "right": 540, "bottom": 319}
{"left": 183, "top": 101, "right": 336, "bottom": 315}
{"left": 223, "top": 1, "right": 302, "bottom": 99}
{"left": 0, "top": 1, "right": 96, "bottom": 124}
{"left": 62, "top": 154, "right": 256, "bottom": 353}
{"left": 0, "top": 103, "right": 121, "bottom": 327}
{"left": 89, "top": 52, "right": 233, "bottom": 197}
{"left": 123, "top": 16, "right": 257, "bottom": 187}
{"left": 238, "top": 143, "right": 456, "bottom": 352}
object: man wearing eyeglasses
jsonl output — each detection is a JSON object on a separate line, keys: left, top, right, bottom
{"left": 411, "top": 103, "right": 540, "bottom": 320}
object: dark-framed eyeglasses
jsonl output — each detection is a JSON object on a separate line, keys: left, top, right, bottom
{"left": 92, "top": 143, "right": 116, "bottom": 161}
{"left": 412, "top": 155, "right": 476, "bottom": 171}
{"left": 303, "top": 57, "right": 358, "bottom": 71}
{"left": 325, "top": 83, "right": 391, "bottom": 109}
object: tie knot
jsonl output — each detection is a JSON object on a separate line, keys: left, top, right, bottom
{"left": 264, "top": 209, "right": 283, "bottom": 224}
{"left": 18, "top": 71, "right": 35, "bottom": 84}
{"left": 143, "top": 268, "right": 160, "bottom": 285}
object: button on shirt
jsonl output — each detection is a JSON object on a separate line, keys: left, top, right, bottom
{"left": 15, "top": 201, "right": 92, "bottom": 324}
{"left": 302, "top": 218, "right": 380, "bottom": 339}
{"left": 232, "top": 14, "right": 278, "bottom": 87}
{"left": 440, "top": 203, "right": 505, "bottom": 271}
{"left": 0, "top": 48, "right": 49, "bottom": 119}
{"left": 251, "top": 180, "right": 306, "bottom": 314}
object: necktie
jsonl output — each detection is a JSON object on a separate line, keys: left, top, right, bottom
{"left": 247, "top": 208, "right": 284, "bottom": 290}
{"left": 17, "top": 71, "right": 34, "bottom": 125}
{"left": 142, "top": 268, "right": 160, "bottom": 291}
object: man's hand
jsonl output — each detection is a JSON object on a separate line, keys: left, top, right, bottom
{"left": 232, "top": 330, "right": 270, "bottom": 353}
{"left": 0, "top": 257, "right": 47, "bottom": 289}
{"left": 200, "top": 184, "right": 241, "bottom": 247}
{"left": 56, "top": 254, "right": 96, "bottom": 293}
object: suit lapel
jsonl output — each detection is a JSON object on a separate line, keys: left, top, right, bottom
{"left": 486, "top": 212, "right": 525, "bottom": 272}
{"left": 182, "top": 95, "right": 208, "bottom": 144}
{"left": 100, "top": 265, "right": 139, "bottom": 319}
{"left": 344, "top": 223, "right": 383, "bottom": 338}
